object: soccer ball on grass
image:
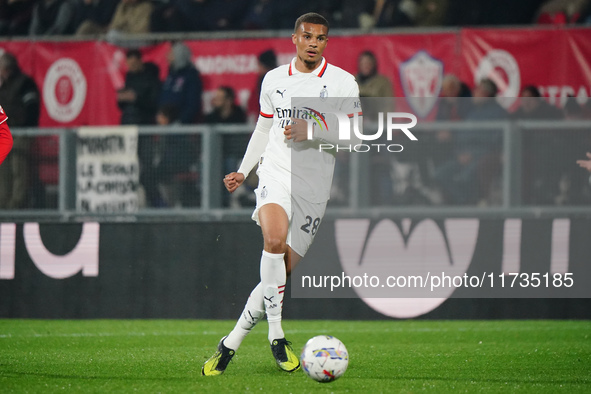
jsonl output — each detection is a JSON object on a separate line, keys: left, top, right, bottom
{"left": 300, "top": 335, "right": 349, "bottom": 382}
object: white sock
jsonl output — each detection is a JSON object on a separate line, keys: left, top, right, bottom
{"left": 223, "top": 283, "right": 265, "bottom": 351}
{"left": 260, "top": 250, "right": 286, "bottom": 343}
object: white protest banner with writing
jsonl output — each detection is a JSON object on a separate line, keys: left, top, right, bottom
{"left": 76, "top": 126, "right": 139, "bottom": 212}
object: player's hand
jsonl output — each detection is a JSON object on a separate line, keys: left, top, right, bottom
{"left": 223, "top": 172, "right": 245, "bottom": 193}
{"left": 284, "top": 118, "right": 309, "bottom": 142}
{"left": 576, "top": 152, "right": 591, "bottom": 173}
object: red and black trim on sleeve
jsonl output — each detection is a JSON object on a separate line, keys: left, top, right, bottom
{"left": 260, "top": 111, "right": 274, "bottom": 118}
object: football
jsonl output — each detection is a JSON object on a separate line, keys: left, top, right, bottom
{"left": 300, "top": 335, "right": 349, "bottom": 382}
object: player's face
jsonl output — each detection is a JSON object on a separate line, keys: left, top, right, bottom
{"left": 292, "top": 23, "right": 328, "bottom": 69}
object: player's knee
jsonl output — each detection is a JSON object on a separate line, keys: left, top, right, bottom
{"left": 264, "top": 237, "right": 287, "bottom": 254}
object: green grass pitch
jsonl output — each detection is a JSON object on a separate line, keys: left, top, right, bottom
{"left": 0, "top": 319, "right": 589, "bottom": 393}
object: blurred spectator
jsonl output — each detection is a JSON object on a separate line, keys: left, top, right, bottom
{"left": 107, "top": 0, "right": 152, "bottom": 36}
{"left": 577, "top": 152, "right": 591, "bottom": 173}
{"left": 205, "top": 86, "right": 248, "bottom": 206}
{"left": 356, "top": 50, "right": 408, "bottom": 205}
{"left": 581, "top": 0, "right": 591, "bottom": 22}
{"left": 511, "top": 85, "right": 564, "bottom": 120}
{"left": 149, "top": 0, "right": 178, "bottom": 33}
{"left": 117, "top": 49, "right": 161, "bottom": 125}
{"left": 142, "top": 105, "right": 197, "bottom": 207}
{"left": 152, "top": 0, "right": 215, "bottom": 32}
{"left": 247, "top": 49, "right": 277, "bottom": 120}
{"left": 434, "top": 78, "right": 507, "bottom": 205}
{"left": 437, "top": 74, "right": 472, "bottom": 120}
{"left": 570, "top": 149, "right": 591, "bottom": 204}
{"left": 241, "top": 0, "right": 301, "bottom": 30}
{"left": 374, "top": 0, "right": 418, "bottom": 27}
{"left": 73, "top": 0, "right": 119, "bottom": 35}
{"left": 466, "top": 79, "right": 508, "bottom": 120}
{"left": 357, "top": 51, "right": 393, "bottom": 98}
{"left": 117, "top": 49, "right": 161, "bottom": 205}
{"left": 29, "top": 0, "right": 76, "bottom": 35}
{"left": 0, "top": 0, "right": 35, "bottom": 36}
{"left": 209, "top": 0, "right": 251, "bottom": 30}
{"left": 0, "top": 52, "right": 40, "bottom": 209}
{"left": 414, "top": 74, "right": 472, "bottom": 202}
{"left": 416, "top": 0, "right": 449, "bottom": 26}
{"left": 447, "top": 0, "right": 544, "bottom": 26}
{"left": 163, "top": 0, "right": 249, "bottom": 32}
{"left": 242, "top": 0, "right": 274, "bottom": 30}
{"left": 160, "top": 42, "right": 202, "bottom": 124}
{"left": 513, "top": 86, "right": 565, "bottom": 204}
{"left": 557, "top": 98, "right": 591, "bottom": 204}
{"left": 204, "top": 86, "right": 246, "bottom": 124}
{"left": 0, "top": 106, "right": 12, "bottom": 166}
{"left": 340, "top": 0, "right": 375, "bottom": 28}
{"left": 535, "top": 0, "right": 589, "bottom": 24}
{"left": 563, "top": 97, "right": 588, "bottom": 120}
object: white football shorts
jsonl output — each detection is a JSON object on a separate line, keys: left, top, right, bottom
{"left": 251, "top": 168, "right": 327, "bottom": 258}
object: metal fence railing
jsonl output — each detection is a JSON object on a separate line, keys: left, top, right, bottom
{"left": 1, "top": 120, "right": 590, "bottom": 222}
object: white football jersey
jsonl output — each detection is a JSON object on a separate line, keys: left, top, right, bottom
{"left": 258, "top": 57, "right": 360, "bottom": 203}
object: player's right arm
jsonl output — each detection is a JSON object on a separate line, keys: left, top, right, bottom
{"left": 224, "top": 75, "right": 275, "bottom": 193}
{"left": 224, "top": 114, "right": 273, "bottom": 193}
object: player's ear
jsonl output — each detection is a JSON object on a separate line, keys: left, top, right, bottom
{"left": 292, "top": 34, "right": 297, "bottom": 45}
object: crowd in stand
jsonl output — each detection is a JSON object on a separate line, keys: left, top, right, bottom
{"left": 2, "top": 0, "right": 591, "bottom": 37}
{"left": 1, "top": 38, "right": 591, "bottom": 209}
{"left": 0, "top": 43, "right": 266, "bottom": 209}
{"left": 1, "top": 43, "right": 591, "bottom": 209}
{"left": 346, "top": 50, "right": 591, "bottom": 208}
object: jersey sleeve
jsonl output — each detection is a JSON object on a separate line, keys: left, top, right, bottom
{"left": 258, "top": 74, "right": 274, "bottom": 119}
{"left": 340, "top": 76, "right": 362, "bottom": 117}
{"left": 236, "top": 115, "right": 272, "bottom": 177}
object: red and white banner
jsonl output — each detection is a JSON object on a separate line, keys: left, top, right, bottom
{"left": 459, "top": 28, "right": 591, "bottom": 110}
{"left": 1, "top": 27, "right": 590, "bottom": 127}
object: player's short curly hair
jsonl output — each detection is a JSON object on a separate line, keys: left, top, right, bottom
{"left": 294, "top": 12, "right": 329, "bottom": 34}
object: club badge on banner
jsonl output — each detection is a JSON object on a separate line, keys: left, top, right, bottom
{"left": 76, "top": 126, "right": 139, "bottom": 213}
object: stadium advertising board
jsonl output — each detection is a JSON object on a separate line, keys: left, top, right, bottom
{"left": 0, "top": 220, "right": 589, "bottom": 319}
